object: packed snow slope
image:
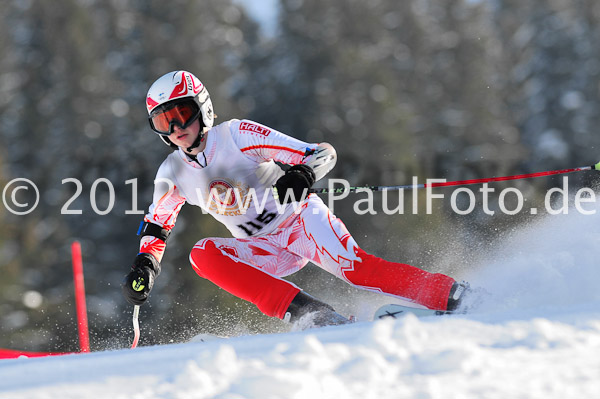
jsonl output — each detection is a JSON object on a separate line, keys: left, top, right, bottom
{"left": 2, "top": 205, "right": 600, "bottom": 399}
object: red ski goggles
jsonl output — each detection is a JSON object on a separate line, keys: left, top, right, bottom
{"left": 149, "top": 100, "right": 201, "bottom": 135}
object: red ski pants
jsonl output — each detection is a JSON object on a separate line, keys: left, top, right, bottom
{"left": 189, "top": 195, "right": 455, "bottom": 319}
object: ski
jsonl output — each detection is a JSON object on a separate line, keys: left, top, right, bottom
{"left": 163, "top": 305, "right": 456, "bottom": 348}
{"left": 374, "top": 304, "right": 453, "bottom": 320}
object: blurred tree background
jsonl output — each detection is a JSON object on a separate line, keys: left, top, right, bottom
{"left": 1, "top": 0, "right": 599, "bottom": 351}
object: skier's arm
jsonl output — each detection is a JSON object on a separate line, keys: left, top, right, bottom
{"left": 137, "top": 175, "right": 186, "bottom": 262}
{"left": 123, "top": 165, "right": 186, "bottom": 306}
{"left": 231, "top": 120, "right": 337, "bottom": 182}
{"left": 301, "top": 142, "right": 336, "bottom": 181}
{"left": 229, "top": 120, "right": 336, "bottom": 204}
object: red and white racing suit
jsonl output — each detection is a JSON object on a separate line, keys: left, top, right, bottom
{"left": 139, "top": 119, "right": 456, "bottom": 318}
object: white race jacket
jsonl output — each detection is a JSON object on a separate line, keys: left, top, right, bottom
{"left": 143, "top": 119, "right": 336, "bottom": 241}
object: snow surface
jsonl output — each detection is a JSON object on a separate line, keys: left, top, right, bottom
{"left": 2, "top": 204, "right": 600, "bottom": 398}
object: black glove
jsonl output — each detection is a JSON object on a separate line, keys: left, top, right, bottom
{"left": 274, "top": 164, "right": 316, "bottom": 204}
{"left": 122, "top": 253, "right": 161, "bottom": 306}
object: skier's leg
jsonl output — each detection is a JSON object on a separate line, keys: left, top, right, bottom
{"left": 189, "top": 238, "right": 304, "bottom": 318}
{"left": 344, "top": 248, "right": 456, "bottom": 310}
{"left": 283, "top": 195, "right": 456, "bottom": 310}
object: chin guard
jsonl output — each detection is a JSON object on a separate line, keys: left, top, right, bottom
{"left": 186, "top": 130, "right": 205, "bottom": 152}
{"left": 137, "top": 221, "right": 171, "bottom": 243}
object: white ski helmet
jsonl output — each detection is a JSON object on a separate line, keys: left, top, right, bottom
{"left": 146, "top": 71, "right": 214, "bottom": 148}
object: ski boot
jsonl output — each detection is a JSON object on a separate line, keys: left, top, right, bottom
{"left": 446, "top": 281, "right": 471, "bottom": 312}
{"left": 284, "top": 291, "right": 351, "bottom": 329}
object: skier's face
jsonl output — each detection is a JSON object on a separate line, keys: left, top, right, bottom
{"left": 168, "top": 118, "right": 204, "bottom": 151}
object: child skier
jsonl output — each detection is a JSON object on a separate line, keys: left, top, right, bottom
{"left": 122, "top": 70, "right": 470, "bottom": 327}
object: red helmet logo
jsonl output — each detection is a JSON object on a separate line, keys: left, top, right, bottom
{"left": 168, "top": 72, "right": 204, "bottom": 99}
{"left": 169, "top": 72, "right": 188, "bottom": 99}
{"left": 146, "top": 96, "right": 159, "bottom": 112}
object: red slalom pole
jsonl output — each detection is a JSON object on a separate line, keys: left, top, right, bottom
{"left": 71, "top": 241, "right": 90, "bottom": 353}
{"left": 310, "top": 162, "right": 600, "bottom": 194}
